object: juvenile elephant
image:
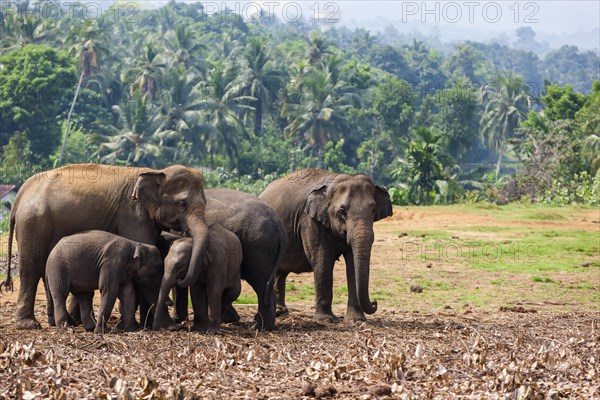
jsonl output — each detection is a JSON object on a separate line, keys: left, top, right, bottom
{"left": 46, "top": 231, "right": 163, "bottom": 333}
{"left": 153, "top": 224, "right": 242, "bottom": 332}
{"left": 3, "top": 163, "right": 211, "bottom": 330}
{"left": 204, "top": 189, "right": 287, "bottom": 330}
{"left": 166, "top": 189, "right": 287, "bottom": 331}
{"left": 259, "top": 169, "right": 392, "bottom": 323}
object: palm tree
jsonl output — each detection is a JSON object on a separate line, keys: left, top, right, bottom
{"left": 396, "top": 128, "right": 445, "bottom": 205}
{"left": 122, "top": 41, "right": 166, "bottom": 100}
{"left": 197, "top": 61, "right": 255, "bottom": 166}
{"left": 155, "top": 65, "right": 206, "bottom": 161}
{"left": 480, "top": 72, "right": 532, "bottom": 178}
{"left": 282, "top": 67, "right": 352, "bottom": 167}
{"left": 97, "top": 92, "right": 167, "bottom": 167}
{"left": 306, "top": 31, "right": 333, "bottom": 66}
{"left": 164, "top": 24, "right": 206, "bottom": 73}
{"left": 239, "top": 37, "right": 283, "bottom": 136}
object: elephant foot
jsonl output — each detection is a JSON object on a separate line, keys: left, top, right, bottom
{"left": 94, "top": 324, "right": 110, "bottom": 334}
{"left": 344, "top": 310, "right": 367, "bottom": 323}
{"left": 222, "top": 306, "right": 240, "bottom": 324}
{"left": 253, "top": 314, "right": 275, "bottom": 331}
{"left": 206, "top": 325, "right": 220, "bottom": 334}
{"left": 191, "top": 323, "right": 208, "bottom": 332}
{"left": 275, "top": 306, "right": 289, "bottom": 317}
{"left": 154, "top": 322, "right": 185, "bottom": 331}
{"left": 47, "top": 316, "right": 56, "bottom": 327}
{"left": 83, "top": 323, "right": 95, "bottom": 332}
{"left": 314, "top": 312, "right": 341, "bottom": 323}
{"left": 16, "top": 318, "right": 42, "bottom": 330}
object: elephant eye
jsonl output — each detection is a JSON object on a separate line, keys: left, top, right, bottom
{"left": 337, "top": 207, "right": 347, "bottom": 220}
{"left": 177, "top": 200, "right": 187, "bottom": 210}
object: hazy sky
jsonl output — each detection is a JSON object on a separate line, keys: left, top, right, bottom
{"left": 98, "top": 1, "right": 599, "bottom": 47}
{"left": 130, "top": 1, "right": 599, "bottom": 35}
{"left": 323, "top": 1, "right": 599, "bottom": 35}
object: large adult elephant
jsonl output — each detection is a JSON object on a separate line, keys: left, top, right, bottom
{"left": 259, "top": 169, "right": 392, "bottom": 323}
{"left": 3, "top": 163, "right": 211, "bottom": 330}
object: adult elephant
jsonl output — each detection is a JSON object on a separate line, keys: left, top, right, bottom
{"left": 259, "top": 169, "right": 392, "bottom": 323}
{"left": 167, "top": 189, "right": 287, "bottom": 331}
{"left": 3, "top": 163, "right": 210, "bottom": 330}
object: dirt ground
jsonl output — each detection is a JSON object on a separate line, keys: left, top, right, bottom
{"left": 0, "top": 207, "right": 598, "bottom": 399}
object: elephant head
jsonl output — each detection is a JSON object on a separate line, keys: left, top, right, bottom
{"left": 304, "top": 174, "right": 392, "bottom": 315}
{"left": 134, "top": 243, "right": 164, "bottom": 291}
{"left": 131, "top": 166, "right": 209, "bottom": 288}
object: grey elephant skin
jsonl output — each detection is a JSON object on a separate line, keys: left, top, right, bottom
{"left": 203, "top": 189, "right": 287, "bottom": 331}
{"left": 45, "top": 230, "right": 163, "bottom": 334}
{"left": 153, "top": 224, "right": 242, "bottom": 332}
{"left": 6, "top": 163, "right": 211, "bottom": 330}
{"left": 259, "top": 169, "right": 392, "bottom": 323}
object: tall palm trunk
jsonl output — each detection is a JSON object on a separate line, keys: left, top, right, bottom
{"left": 58, "top": 70, "right": 84, "bottom": 165}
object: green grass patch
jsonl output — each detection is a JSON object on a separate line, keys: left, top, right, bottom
{"left": 234, "top": 294, "right": 257, "bottom": 305}
{"left": 531, "top": 276, "right": 555, "bottom": 283}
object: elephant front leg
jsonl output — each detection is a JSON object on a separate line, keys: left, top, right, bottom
{"left": 313, "top": 263, "right": 340, "bottom": 323}
{"left": 343, "top": 251, "right": 366, "bottom": 323}
{"left": 274, "top": 271, "right": 289, "bottom": 317}
{"left": 119, "top": 280, "right": 139, "bottom": 332}
{"left": 95, "top": 284, "right": 119, "bottom": 334}
{"left": 75, "top": 292, "right": 96, "bottom": 332}
{"left": 190, "top": 284, "right": 208, "bottom": 332}
{"left": 173, "top": 286, "right": 189, "bottom": 323}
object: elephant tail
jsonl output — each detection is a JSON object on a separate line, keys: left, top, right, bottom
{"left": 264, "top": 222, "right": 288, "bottom": 306}
{"left": 0, "top": 212, "right": 15, "bottom": 294}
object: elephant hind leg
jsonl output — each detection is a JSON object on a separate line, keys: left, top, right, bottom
{"left": 15, "top": 255, "right": 45, "bottom": 330}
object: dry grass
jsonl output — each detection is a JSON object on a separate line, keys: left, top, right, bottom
{"left": 1, "top": 205, "right": 599, "bottom": 399}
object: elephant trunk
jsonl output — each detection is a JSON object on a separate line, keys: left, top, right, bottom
{"left": 349, "top": 222, "right": 377, "bottom": 315}
{"left": 152, "top": 273, "right": 176, "bottom": 330}
{"left": 177, "top": 210, "right": 209, "bottom": 287}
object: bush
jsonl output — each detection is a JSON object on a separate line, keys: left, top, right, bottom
{"left": 388, "top": 187, "right": 409, "bottom": 206}
{"left": 541, "top": 171, "right": 600, "bottom": 206}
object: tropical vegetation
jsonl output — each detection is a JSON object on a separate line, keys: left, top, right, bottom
{"left": 0, "top": 0, "right": 598, "bottom": 206}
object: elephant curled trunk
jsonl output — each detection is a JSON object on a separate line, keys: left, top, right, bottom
{"left": 349, "top": 223, "right": 377, "bottom": 315}
{"left": 177, "top": 211, "right": 210, "bottom": 287}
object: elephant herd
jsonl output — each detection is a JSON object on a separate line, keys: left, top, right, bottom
{"left": 1, "top": 163, "right": 392, "bottom": 333}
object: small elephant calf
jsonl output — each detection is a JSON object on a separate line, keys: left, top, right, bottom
{"left": 45, "top": 230, "right": 163, "bottom": 333}
{"left": 153, "top": 224, "right": 242, "bottom": 332}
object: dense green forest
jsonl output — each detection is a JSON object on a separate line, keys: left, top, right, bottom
{"left": 0, "top": 0, "right": 598, "bottom": 206}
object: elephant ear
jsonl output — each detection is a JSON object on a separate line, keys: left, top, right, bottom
{"left": 132, "top": 171, "right": 166, "bottom": 220}
{"left": 304, "top": 184, "right": 330, "bottom": 228}
{"left": 374, "top": 185, "right": 393, "bottom": 222}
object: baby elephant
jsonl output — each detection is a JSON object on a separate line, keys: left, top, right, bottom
{"left": 153, "top": 224, "right": 242, "bottom": 332}
{"left": 45, "top": 230, "right": 163, "bottom": 333}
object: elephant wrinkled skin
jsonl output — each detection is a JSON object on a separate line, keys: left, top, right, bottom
{"left": 259, "top": 169, "right": 392, "bottom": 324}
{"left": 6, "top": 163, "right": 210, "bottom": 330}
{"left": 153, "top": 224, "right": 242, "bottom": 333}
{"left": 46, "top": 230, "right": 163, "bottom": 333}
